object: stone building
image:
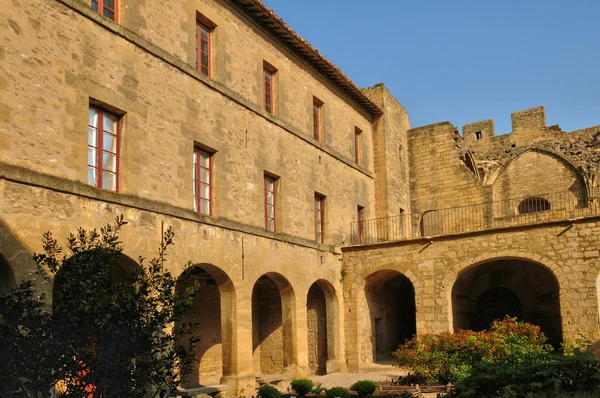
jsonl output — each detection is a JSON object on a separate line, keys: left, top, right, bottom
{"left": 1, "top": 0, "right": 599, "bottom": 394}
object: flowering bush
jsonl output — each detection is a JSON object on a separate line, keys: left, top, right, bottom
{"left": 393, "top": 317, "right": 553, "bottom": 384}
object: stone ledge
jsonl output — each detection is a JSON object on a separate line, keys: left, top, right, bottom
{"left": 0, "top": 162, "right": 342, "bottom": 254}
{"left": 53, "top": 0, "right": 374, "bottom": 179}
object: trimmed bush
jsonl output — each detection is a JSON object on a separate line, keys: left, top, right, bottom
{"left": 258, "top": 385, "right": 281, "bottom": 398}
{"left": 325, "top": 387, "right": 350, "bottom": 398}
{"left": 446, "top": 352, "right": 600, "bottom": 398}
{"left": 350, "top": 380, "right": 377, "bottom": 397}
{"left": 394, "top": 317, "right": 553, "bottom": 384}
{"left": 291, "top": 379, "right": 314, "bottom": 396}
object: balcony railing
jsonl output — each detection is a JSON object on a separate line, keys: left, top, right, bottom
{"left": 350, "top": 187, "right": 600, "bottom": 245}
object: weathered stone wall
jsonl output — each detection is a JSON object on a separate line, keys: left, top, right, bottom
{"left": 307, "top": 284, "right": 327, "bottom": 375}
{"left": 343, "top": 219, "right": 600, "bottom": 370}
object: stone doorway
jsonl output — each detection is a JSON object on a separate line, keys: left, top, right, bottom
{"left": 252, "top": 273, "right": 295, "bottom": 375}
{"left": 177, "top": 264, "right": 235, "bottom": 387}
{"left": 365, "top": 270, "right": 416, "bottom": 362}
{"left": 307, "top": 280, "right": 339, "bottom": 375}
{"left": 452, "top": 258, "right": 562, "bottom": 347}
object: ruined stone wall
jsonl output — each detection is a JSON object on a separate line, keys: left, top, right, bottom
{"left": 342, "top": 219, "right": 600, "bottom": 370}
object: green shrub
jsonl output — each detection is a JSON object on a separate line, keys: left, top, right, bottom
{"left": 325, "top": 386, "right": 350, "bottom": 398}
{"left": 291, "top": 379, "right": 314, "bottom": 396}
{"left": 446, "top": 352, "right": 600, "bottom": 398}
{"left": 394, "top": 317, "right": 553, "bottom": 384}
{"left": 350, "top": 380, "right": 377, "bottom": 397}
{"left": 258, "top": 385, "right": 281, "bottom": 398}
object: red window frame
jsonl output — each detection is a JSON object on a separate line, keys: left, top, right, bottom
{"left": 194, "top": 148, "right": 212, "bottom": 216}
{"left": 196, "top": 21, "right": 211, "bottom": 76}
{"left": 264, "top": 175, "right": 277, "bottom": 231}
{"left": 88, "top": 107, "right": 120, "bottom": 192}
{"left": 264, "top": 68, "right": 274, "bottom": 114}
{"left": 315, "top": 194, "right": 325, "bottom": 243}
{"left": 91, "top": 0, "right": 117, "bottom": 21}
{"left": 354, "top": 127, "right": 362, "bottom": 164}
{"left": 313, "top": 98, "right": 322, "bottom": 140}
{"left": 357, "top": 205, "right": 365, "bottom": 244}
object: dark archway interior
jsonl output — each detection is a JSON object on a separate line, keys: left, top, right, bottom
{"left": 366, "top": 271, "right": 416, "bottom": 362}
{"left": 452, "top": 259, "right": 562, "bottom": 347}
{"left": 0, "top": 253, "right": 16, "bottom": 295}
{"left": 178, "top": 267, "right": 223, "bottom": 387}
{"left": 307, "top": 283, "right": 327, "bottom": 375}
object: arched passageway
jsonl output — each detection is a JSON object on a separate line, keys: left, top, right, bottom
{"left": 0, "top": 253, "right": 16, "bottom": 295}
{"left": 365, "top": 270, "right": 416, "bottom": 362}
{"left": 252, "top": 273, "right": 295, "bottom": 375}
{"left": 307, "top": 280, "right": 339, "bottom": 375}
{"left": 452, "top": 258, "right": 562, "bottom": 347}
{"left": 177, "top": 264, "right": 235, "bottom": 387}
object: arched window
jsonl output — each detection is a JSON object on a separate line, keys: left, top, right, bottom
{"left": 518, "top": 197, "right": 551, "bottom": 214}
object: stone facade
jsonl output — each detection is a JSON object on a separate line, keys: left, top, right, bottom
{"left": 1, "top": 0, "right": 600, "bottom": 394}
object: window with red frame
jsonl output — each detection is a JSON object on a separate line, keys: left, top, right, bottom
{"left": 193, "top": 148, "right": 212, "bottom": 215}
{"left": 264, "top": 175, "right": 277, "bottom": 231}
{"left": 264, "top": 66, "right": 275, "bottom": 114}
{"left": 354, "top": 127, "right": 362, "bottom": 164}
{"left": 313, "top": 97, "right": 323, "bottom": 141}
{"left": 357, "top": 205, "right": 365, "bottom": 244}
{"left": 315, "top": 194, "right": 325, "bottom": 243}
{"left": 88, "top": 107, "right": 120, "bottom": 191}
{"left": 91, "top": 0, "right": 116, "bottom": 21}
{"left": 196, "top": 21, "right": 211, "bottom": 76}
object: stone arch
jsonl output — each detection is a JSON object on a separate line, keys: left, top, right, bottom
{"left": 451, "top": 256, "right": 562, "bottom": 347}
{"left": 517, "top": 197, "right": 551, "bottom": 214}
{"left": 0, "top": 252, "right": 16, "bottom": 295}
{"left": 252, "top": 272, "right": 296, "bottom": 375}
{"left": 177, "top": 263, "right": 236, "bottom": 387}
{"left": 364, "top": 269, "right": 416, "bottom": 362}
{"left": 485, "top": 149, "right": 587, "bottom": 208}
{"left": 462, "top": 150, "right": 480, "bottom": 180}
{"left": 306, "top": 279, "right": 340, "bottom": 375}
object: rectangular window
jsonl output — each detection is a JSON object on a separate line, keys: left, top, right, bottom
{"left": 196, "top": 21, "right": 211, "bottom": 76}
{"left": 193, "top": 148, "right": 212, "bottom": 215}
{"left": 264, "top": 175, "right": 277, "bottom": 231}
{"left": 475, "top": 131, "right": 482, "bottom": 140}
{"left": 315, "top": 194, "right": 325, "bottom": 243}
{"left": 263, "top": 65, "right": 275, "bottom": 114}
{"left": 357, "top": 205, "right": 365, "bottom": 244}
{"left": 354, "top": 127, "right": 362, "bottom": 164}
{"left": 91, "top": 0, "right": 116, "bottom": 21}
{"left": 313, "top": 97, "right": 323, "bottom": 141}
{"left": 88, "top": 107, "right": 119, "bottom": 191}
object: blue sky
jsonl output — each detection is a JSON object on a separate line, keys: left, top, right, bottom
{"left": 261, "top": 0, "right": 599, "bottom": 135}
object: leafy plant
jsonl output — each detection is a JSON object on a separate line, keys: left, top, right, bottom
{"left": 0, "top": 216, "right": 199, "bottom": 397}
{"left": 325, "top": 386, "right": 350, "bottom": 398}
{"left": 350, "top": 380, "right": 377, "bottom": 397}
{"left": 394, "top": 317, "right": 553, "bottom": 384}
{"left": 291, "top": 379, "right": 314, "bottom": 396}
{"left": 258, "top": 385, "right": 281, "bottom": 398}
{"left": 311, "top": 383, "right": 327, "bottom": 395}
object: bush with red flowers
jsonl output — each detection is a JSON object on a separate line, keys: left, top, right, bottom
{"left": 393, "top": 317, "right": 553, "bottom": 384}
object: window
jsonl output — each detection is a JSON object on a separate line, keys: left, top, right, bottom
{"left": 88, "top": 106, "right": 120, "bottom": 191}
{"left": 196, "top": 19, "right": 213, "bottom": 76}
{"left": 315, "top": 194, "right": 325, "bottom": 243}
{"left": 475, "top": 131, "right": 482, "bottom": 140}
{"left": 518, "top": 197, "right": 551, "bottom": 214}
{"left": 357, "top": 205, "right": 365, "bottom": 244}
{"left": 91, "top": 0, "right": 116, "bottom": 21}
{"left": 263, "top": 63, "right": 276, "bottom": 114}
{"left": 313, "top": 97, "right": 323, "bottom": 140}
{"left": 264, "top": 174, "right": 277, "bottom": 231}
{"left": 193, "top": 148, "right": 213, "bottom": 215}
{"left": 354, "top": 127, "right": 362, "bottom": 164}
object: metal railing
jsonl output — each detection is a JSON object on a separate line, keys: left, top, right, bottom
{"left": 351, "top": 187, "right": 600, "bottom": 245}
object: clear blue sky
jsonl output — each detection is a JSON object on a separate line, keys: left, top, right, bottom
{"left": 262, "top": 0, "right": 600, "bottom": 135}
